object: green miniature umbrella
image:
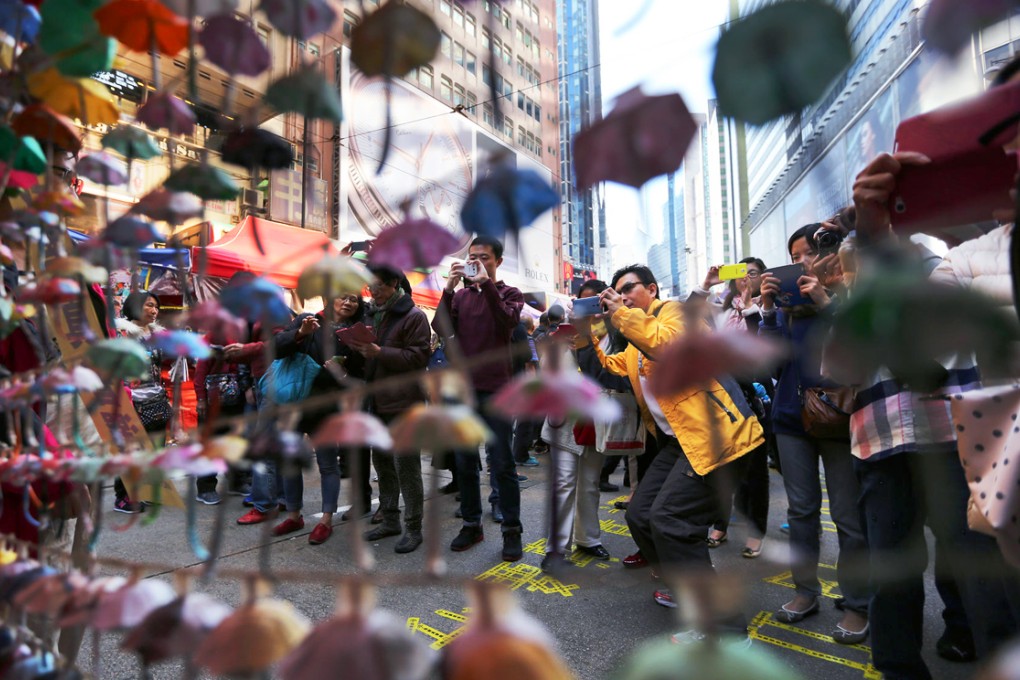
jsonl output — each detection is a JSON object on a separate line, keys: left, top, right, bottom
{"left": 38, "top": 0, "right": 116, "bottom": 77}
{"left": 264, "top": 64, "right": 342, "bottom": 123}
{"left": 712, "top": 0, "right": 851, "bottom": 125}
{"left": 101, "top": 126, "right": 162, "bottom": 161}
{"left": 86, "top": 338, "right": 151, "bottom": 380}
{"left": 295, "top": 254, "right": 373, "bottom": 300}
{"left": 0, "top": 127, "right": 46, "bottom": 175}
{"left": 163, "top": 164, "right": 240, "bottom": 201}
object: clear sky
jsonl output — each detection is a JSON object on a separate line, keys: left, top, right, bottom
{"left": 596, "top": 1, "right": 727, "bottom": 272}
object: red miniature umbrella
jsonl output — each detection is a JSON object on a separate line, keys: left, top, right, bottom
{"left": 573, "top": 86, "right": 697, "bottom": 191}
{"left": 95, "top": 0, "right": 189, "bottom": 55}
{"left": 11, "top": 103, "right": 81, "bottom": 155}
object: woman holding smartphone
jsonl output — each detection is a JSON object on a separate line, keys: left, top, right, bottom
{"left": 757, "top": 223, "right": 870, "bottom": 645}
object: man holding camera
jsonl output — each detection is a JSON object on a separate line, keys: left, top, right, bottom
{"left": 433, "top": 236, "right": 526, "bottom": 561}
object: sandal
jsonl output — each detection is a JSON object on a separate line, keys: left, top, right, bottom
{"left": 741, "top": 538, "right": 764, "bottom": 558}
{"left": 832, "top": 622, "right": 869, "bottom": 645}
{"left": 705, "top": 532, "right": 727, "bottom": 548}
{"left": 775, "top": 598, "right": 819, "bottom": 623}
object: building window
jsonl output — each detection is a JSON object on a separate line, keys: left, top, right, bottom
{"left": 440, "top": 0, "right": 451, "bottom": 16}
{"left": 466, "top": 51, "right": 476, "bottom": 75}
{"left": 483, "top": 104, "right": 494, "bottom": 126}
{"left": 466, "top": 92, "right": 477, "bottom": 114}
{"left": 257, "top": 24, "right": 271, "bottom": 46}
{"left": 533, "top": 104, "right": 540, "bottom": 122}
{"left": 453, "top": 42, "right": 464, "bottom": 66}
{"left": 503, "top": 116, "right": 513, "bottom": 138}
{"left": 418, "top": 65, "right": 433, "bottom": 90}
{"left": 441, "top": 32, "right": 451, "bottom": 58}
{"left": 465, "top": 14, "right": 476, "bottom": 35}
{"left": 482, "top": 29, "right": 490, "bottom": 49}
{"left": 453, "top": 3, "right": 464, "bottom": 27}
{"left": 517, "top": 92, "right": 525, "bottom": 111}
{"left": 482, "top": 65, "right": 492, "bottom": 86}
{"left": 454, "top": 84, "right": 465, "bottom": 106}
{"left": 343, "top": 11, "right": 358, "bottom": 38}
{"left": 440, "top": 76, "right": 452, "bottom": 101}
{"left": 502, "top": 9, "right": 511, "bottom": 29}
{"left": 503, "top": 79, "right": 513, "bottom": 97}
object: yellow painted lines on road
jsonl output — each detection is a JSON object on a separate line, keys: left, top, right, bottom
{"left": 408, "top": 608, "right": 472, "bottom": 649}
{"left": 763, "top": 563, "right": 843, "bottom": 600}
{"left": 749, "top": 611, "right": 880, "bottom": 679}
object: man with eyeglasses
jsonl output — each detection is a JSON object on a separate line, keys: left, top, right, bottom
{"left": 575, "top": 264, "right": 765, "bottom": 642}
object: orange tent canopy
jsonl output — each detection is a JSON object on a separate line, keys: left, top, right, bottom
{"left": 196, "top": 216, "right": 338, "bottom": 290}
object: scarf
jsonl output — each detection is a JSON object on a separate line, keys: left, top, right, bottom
{"left": 372, "top": 287, "right": 405, "bottom": 331}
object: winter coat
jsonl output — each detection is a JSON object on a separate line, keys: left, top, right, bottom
{"left": 930, "top": 224, "right": 1014, "bottom": 316}
{"left": 365, "top": 293, "right": 431, "bottom": 416}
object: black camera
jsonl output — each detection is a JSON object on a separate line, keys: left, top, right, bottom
{"left": 815, "top": 229, "right": 844, "bottom": 256}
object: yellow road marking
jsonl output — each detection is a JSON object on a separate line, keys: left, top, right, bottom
{"left": 750, "top": 611, "right": 881, "bottom": 679}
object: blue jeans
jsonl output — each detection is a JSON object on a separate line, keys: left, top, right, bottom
{"left": 248, "top": 384, "right": 301, "bottom": 513}
{"left": 456, "top": 391, "right": 521, "bottom": 532}
{"left": 856, "top": 450, "right": 1020, "bottom": 679}
{"left": 774, "top": 433, "right": 869, "bottom": 612}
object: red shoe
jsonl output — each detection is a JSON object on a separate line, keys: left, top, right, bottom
{"left": 622, "top": 551, "right": 648, "bottom": 569}
{"left": 308, "top": 523, "right": 333, "bottom": 545}
{"left": 237, "top": 508, "right": 269, "bottom": 525}
{"left": 272, "top": 516, "right": 305, "bottom": 536}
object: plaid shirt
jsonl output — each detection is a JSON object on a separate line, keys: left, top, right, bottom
{"left": 851, "top": 362, "right": 981, "bottom": 462}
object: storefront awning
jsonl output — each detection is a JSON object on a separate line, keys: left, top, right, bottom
{"left": 196, "top": 216, "right": 338, "bottom": 290}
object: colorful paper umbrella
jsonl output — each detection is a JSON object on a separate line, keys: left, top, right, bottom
{"left": 94, "top": 0, "right": 189, "bottom": 55}
{"left": 151, "top": 443, "right": 226, "bottom": 476}
{"left": 388, "top": 404, "right": 491, "bottom": 454}
{"left": 199, "top": 14, "right": 270, "bottom": 77}
{"left": 924, "top": 0, "right": 1015, "bottom": 55}
{"left": 573, "top": 87, "right": 697, "bottom": 191}
{"left": 369, "top": 218, "right": 460, "bottom": 271}
{"left": 45, "top": 256, "right": 107, "bottom": 283}
{"left": 0, "top": 162, "right": 42, "bottom": 190}
{"left": 131, "top": 188, "right": 203, "bottom": 224}
{"left": 258, "top": 0, "right": 335, "bottom": 40}
{"left": 183, "top": 300, "right": 246, "bottom": 344}
{"left": 136, "top": 91, "right": 196, "bottom": 136}
{"left": 218, "top": 276, "right": 291, "bottom": 324}
{"left": 101, "top": 126, "right": 162, "bottom": 161}
{"left": 264, "top": 63, "right": 343, "bottom": 123}
{"left": 11, "top": 104, "right": 81, "bottom": 155}
{"left": 39, "top": 0, "right": 116, "bottom": 78}
{"left": 490, "top": 368, "right": 621, "bottom": 423}
{"left": 220, "top": 127, "right": 294, "bottom": 170}
{"left": 103, "top": 215, "right": 165, "bottom": 248}
{"left": 0, "top": 0, "right": 41, "bottom": 44}
{"left": 296, "top": 254, "right": 373, "bottom": 300}
{"left": 121, "top": 593, "right": 233, "bottom": 666}
{"left": 33, "top": 189, "right": 85, "bottom": 216}
{"left": 0, "top": 127, "right": 45, "bottom": 174}
{"left": 26, "top": 68, "right": 119, "bottom": 126}
{"left": 76, "top": 151, "right": 127, "bottom": 186}
{"left": 460, "top": 165, "right": 559, "bottom": 240}
{"left": 163, "top": 163, "right": 240, "bottom": 201}
{"left": 86, "top": 338, "right": 151, "bottom": 379}
{"left": 15, "top": 277, "right": 81, "bottom": 305}
{"left": 647, "top": 331, "right": 787, "bottom": 397}
{"left": 91, "top": 578, "right": 176, "bottom": 631}
{"left": 615, "top": 637, "right": 801, "bottom": 680}
{"left": 159, "top": 0, "right": 237, "bottom": 16}
{"left": 146, "top": 329, "right": 211, "bottom": 359}
{"left": 279, "top": 609, "right": 433, "bottom": 680}
{"left": 37, "top": 366, "right": 103, "bottom": 394}
{"left": 712, "top": 0, "right": 852, "bottom": 125}
{"left": 312, "top": 411, "right": 393, "bottom": 450}
{"left": 194, "top": 599, "right": 310, "bottom": 676}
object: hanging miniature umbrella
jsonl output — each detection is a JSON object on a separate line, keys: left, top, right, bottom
{"left": 389, "top": 404, "right": 491, "bottom": 454}
{"left": 37, "top": 366, "right": 103, "bottom": 394}
{"left": 199, "top": 14, "right": 270, "bottom": 77}
{"left": 490, "top": 368, "right": 621, "bottom": 424}
{"left": 0, "top": 565, "right": 58, "bottom": 603}
{"left": 102, "top": 215, "right": 165, "bottom": 249}
{"left": 85, "top": 338, "right": 151, "bottom": 380}
{"left": 220, "top": 127, "right": 294, "bottom": 170}
{"left": 15, "top": 277, "right": 81, "bottom": 305}
{"left": 151, "top": 442, "right": 226, "bottom": 476}
{"left": 57, "top": 575, "right": 128, "bottom": 628}
{"left": 45, "top": 256, "right": 107, "bottom": 284}
{"left": 648, "top": 331, "right": 787, "bottom": 397}
{"left": 218, "top": 275, "right": 291, "bottom": 324}
{"left": 0, "top": 1, "right": 41, "bottom": 44}
{"left": 12, "top": 571, "right": 89, "bottom": 617}
{"left": 0, "top": 127, "right": 45, "bottom": 175}
{"left": 136, "top": 91, "right": 196, "bottom": 136}
{"left": 203, "top": 435, "right": 248, "bottom": 464}
{"left": 313, "top": 411, "right": 393, "bottom": 450}
{"left": 101, "top": 126, "right": 162, "bottom": 162}
{"left": 75, "top": 152, "right": 127, "bottom": 186}
{"left": 460, "top": 164, "right": 559, "bottom": 241}
{"left": 183, "top": 300, "right": 246, "bottom": 344}
{"left": 350, "top": 2, "right": 440, "bottom": 172}
{"left": 194, "top": 597, "right": 311, "bottom": 676}
{"left": 0, "top": 163, "right": 40, "bottom": 190}
{"left": 11, "top": 104, "right": 81, "bottom": 155}
{"left": 131, "top": 188, "right": 203, "bottom": 224}
{"left": 33, "top": 189, "right": 85, "bottom": 216}
{"left": 121, "top": 593, "right": 233, "bottom": 667}
{"left": 295, "top": 254, "right": 373, "bottom": 300}
{"left": 369, "top": 218, "right": 460, "bottom": 272}
{"left": 146, "top": 330, "right": 212, "bottom": 360}
{"left": 26, "top": 68, "right": 120, "bottom": 126}
{"left": 246, "top": 429, "right": 313, "bottom": 474}
{"left": 615, "top": 636, "right": 801, "bottom": 680}
{"left": 258, "top": 0, "right": 335, "bottom": 40}
{"left": 38, "top": 0, "right": 116, "bottom": 77}
{"left": 573, "top": 87, "right": 697, "bottom": 191}
{"left": 91, "top": 578, "right": 176, "bottom": 630}
{"left": 163, "top": 163, "right": 240, "bottom": 201}
{"left": 923, "top": 0, "right": 1015, "bottom": 55}
{"left": 712, "top": 0, "right": 852, "bottom": 125}
{"left": 95, "top": 0, "right": 189, "bottom": 90}
{"left": 159, "top": 0, "right": 237, "bottom": 15}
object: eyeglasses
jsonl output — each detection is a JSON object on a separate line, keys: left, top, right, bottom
{"left": 616, "top": 281, "right": 645, "bottom": 295}
{"left": 745, "top": 271, "right": 761, "bottom": 279}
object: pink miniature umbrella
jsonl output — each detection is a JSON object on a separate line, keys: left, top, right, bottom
{"left": 91, "top": 578, "right": 176, "bottom": 631}
{"left": 184, "top": 300, "right": 247, "bottom": 344}
{"left": 37, "top": 366, "right": 103, "bottom": 395}
{"left": 75, "top": 151, "right": 127, "bottom": 186}
{"left": 923, "top": 0, "right": 1014, "bottom": 54}
{"left": 489, "top": 368, "right": 621, "bottom": 424}
{"left": 199, "top": 14, "right": 270, "bottom": 77}
{"left": 131, "top": 188, "right": 203, "bottom": 224}
{"left": 0, "top": 161, "right": 42, "bottom": 189}
{"left": 121, "top": 593, "right": 233, "bottom": 666}
{"left": 13, "top": 571, "right": 90, "bottom": 616}
{"left": 368, "top": 218, "right": 461, "bottom": 271}
{"left": 647, "top": 331, "right": 787, "bottom": 397}
{"left": 313, "top": 411, "right": 393, "bottom": 450}
{"left": 58, "top": 576, "right": 128, "bottom": 628}
{"left": 258, "top": 0, "right": 335, "bottom": 39}
{"left": 136, "top": 91, "right": 195, "bottom": 136}
{"left": 153, "top": 443, "right": 227, "bottom": 476}
{"left": 573, "top": 86, "right": 697, "bottom": 191}
{"left": 15, "top": 277, "right": 80, "bottom": 305}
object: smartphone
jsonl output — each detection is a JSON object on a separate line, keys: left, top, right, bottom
{"left": 571, "top": 296, "right": 603, "bottom": 318}
{"left": 349, "top": 241, "right": 371, "bottom": 252}
{"left": 463, "top": 261, "right": 480, "bottom": 278}
{"left": 718, "top": 263, "right": 748, "bottom": 281}
{"left": 764, "top": 263, "right": 811, "bottom": 307}
{"left": 336, "top": 322, "right": 377, "bottom": 345}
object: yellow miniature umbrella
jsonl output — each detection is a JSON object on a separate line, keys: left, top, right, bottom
{"left": 26, "top": 68, "right": 119, "bottom": 126}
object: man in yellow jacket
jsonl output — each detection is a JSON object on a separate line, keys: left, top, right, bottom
{"left": 575, "top": 265, "right": 765, "bottom": 640}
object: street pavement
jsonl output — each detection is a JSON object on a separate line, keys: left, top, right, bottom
{"left": 81, "top": 455, "right": 975, "bottom": 679}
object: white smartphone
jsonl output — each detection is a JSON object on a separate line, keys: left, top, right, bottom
{"left": 463, "top": 261, "right": 480, "bottom": 278}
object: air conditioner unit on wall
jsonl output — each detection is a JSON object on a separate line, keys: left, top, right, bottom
{"left": 242, "top": 188, "right": 262, "bottom": 207}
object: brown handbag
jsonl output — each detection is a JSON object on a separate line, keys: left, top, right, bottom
{"left": 800, "top": 386, "right": 854, "bottom": 439}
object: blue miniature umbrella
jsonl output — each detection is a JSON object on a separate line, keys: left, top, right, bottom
{"left": 460, "top": 164, "right": 559, "bottom": 240}
{"left": 219, "top": 276, "right": 291, "bottom": 325}
{"left": 146, "top": 330, "right": 212, "bottom": 360}
{"left": 0, "top": 1, "right": 41, "bottom": 45}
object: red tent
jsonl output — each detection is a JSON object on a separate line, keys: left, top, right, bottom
{"left": 195, "top": 216, "right": 339, "bottom": 290}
